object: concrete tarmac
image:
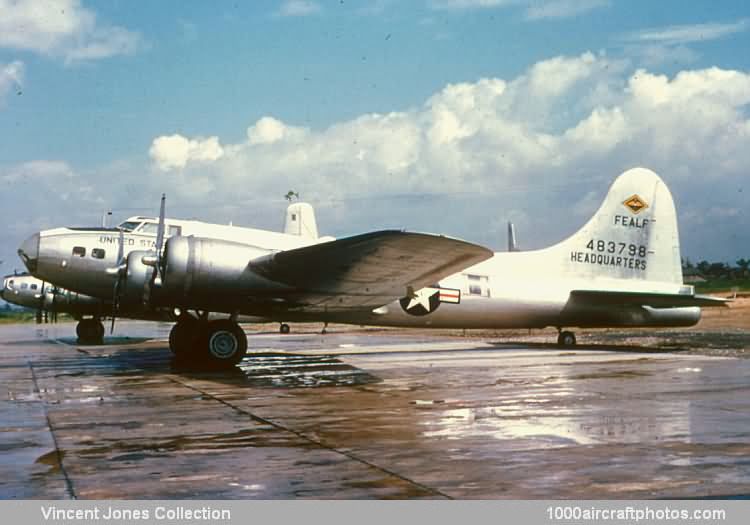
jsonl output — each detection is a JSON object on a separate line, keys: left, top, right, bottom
{"left": 1, "top": 321, "right": 749, "bottom": 499}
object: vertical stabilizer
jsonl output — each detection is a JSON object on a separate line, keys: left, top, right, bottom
{"left": 545, "top": 167, "right": 683, "bottom": 286}
{"left": 284, "top": 202, "right": 319, "bottom": 240}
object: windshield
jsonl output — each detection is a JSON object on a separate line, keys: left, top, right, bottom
{"left": 117, "top": 221, "right": 141, "bottom": 232}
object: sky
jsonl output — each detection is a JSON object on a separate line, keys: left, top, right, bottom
{"left": 1, "top": 0, "right": 750, "bottom": 277}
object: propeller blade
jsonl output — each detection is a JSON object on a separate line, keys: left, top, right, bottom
{"left": 116, "top": 227, "right": 125, "bottom": 265}
{"left": 155, "top": 193, "right": 166, "bottom": 268}
{"left": 110, "top": 228, "right": 127, "bottom": 333}
{"left": 143, "top": 193, "right": 166, "bottom": 309}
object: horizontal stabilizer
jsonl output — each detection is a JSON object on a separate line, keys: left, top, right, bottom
{"left": 570, "top": 290, "right": 730, "bottom": 308}
{"left": 250, "top": 230, "right": 493, "bottom": 310}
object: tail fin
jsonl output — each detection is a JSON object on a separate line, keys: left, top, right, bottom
{"left": 284, "top": 202, "right": 319, "bottom": 240}
{"left": 548, "top": 167, "right": 682, "bottom": 285}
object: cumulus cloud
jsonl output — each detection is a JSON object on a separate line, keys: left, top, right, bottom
{"left": 0, "top": 61, "right": 24, "bottom": 105}
{"left": 247, "top": 117, "right": 308, "bottom": 145}
{"left": 149, "top": 135, "right": 225, "bottom": 172}
{"left": 142, "top": 52, "right": 750, "bottom": 260}
{"left": 0, "top": 0, "right": 141, "bottom": 63}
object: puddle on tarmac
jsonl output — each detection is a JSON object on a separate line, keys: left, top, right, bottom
{"left": 177, "top": 353, "right": 383, "bottom": 389}
{"left": 75, "top": 427, "right": 317, "bottom": 459}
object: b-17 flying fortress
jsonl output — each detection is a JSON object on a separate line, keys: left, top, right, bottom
{"left": 9, "top": 167, "right": 727, "bottom": 370}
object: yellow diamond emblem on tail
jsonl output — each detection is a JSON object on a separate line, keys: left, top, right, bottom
{"left": 623, "top": 194, "right": 648, "bottom": 214}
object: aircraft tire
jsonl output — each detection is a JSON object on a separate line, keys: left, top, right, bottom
{"left": 169, "top": 322, "right": 196, "bottom": 355}
{"left": 93, "top": 320, "right": 105, "bottom": 343}
{"left": 76, "top": 319, "right": 104, "bottom": 345}
{"left": 557, "top": 331, "right": 577, "bottom": 347}
{"left": 279, "top": 323, "right": 290, "bottom": 334}
{"left": 198, "top": 320, "right": 247, "bottom": 368}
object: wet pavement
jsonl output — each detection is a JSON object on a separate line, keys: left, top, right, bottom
{"left": 1, "top": 321, "right": 749, "bottom": 499}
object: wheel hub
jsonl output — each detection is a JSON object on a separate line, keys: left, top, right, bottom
{"left": 208, "top": 330, "right": 238, "bottom": 359}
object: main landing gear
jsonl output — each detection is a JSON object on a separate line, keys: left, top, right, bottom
{"left": 169, "top": 313, "right": 247, "bottom": 369}
{"left": 76, "top": 318, "right": 105, "bottom": 345}
{"left": 556, "top": 329, "right": 577, "bottom": 347}
{"left": 279, "top": 323, "right": 290, "bottom": 334}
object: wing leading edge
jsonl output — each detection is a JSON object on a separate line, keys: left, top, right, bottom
{"left": 250, "top": 230, "right": 493, "bottom": 311}
{"left": 570, "top": 290, "right": 730, "bottom": 308}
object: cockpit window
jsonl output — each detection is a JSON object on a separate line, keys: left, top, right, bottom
{"left": 137, "top": 222, "right": 159, "bottom": 235}
{"left": 168, "top": 225, "right": 181, "bottom": 237}
{"left": 117, "top": 221, "right": 141, "bottom": 232}
{"left": 72, "top": 246, "right": 86, "bottom": 257}
{"left": 92, "top": 248, "right": 106, "bottom": 259}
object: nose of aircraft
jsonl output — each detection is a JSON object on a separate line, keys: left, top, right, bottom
{"left": 18, "top": 232, "right": 40, "bottom": 273}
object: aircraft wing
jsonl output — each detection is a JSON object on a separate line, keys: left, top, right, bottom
{"left": 250, "top": 230, "right": 493, "bottom": 311}
{"left": 569, "top": 290, "right": 730, "bottom": 308}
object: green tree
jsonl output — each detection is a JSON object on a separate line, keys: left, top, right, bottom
{"left": 737, "top": 258, "right": 750, "bottom": 277}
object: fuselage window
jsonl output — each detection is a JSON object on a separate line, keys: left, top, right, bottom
{"left": 92, "top": 248, "right": 106, "bottom": 259}
{"left": 72, "top": 246, "right": 86, "bottom": 257}
{"left": 465, "top": 274, "right": 490, "bottom": 297}
{"left": 30, "top": 283, "right": 37, "bottom": 290}
{"left": 21, "top": 283, "right": 28, "bottom": 290}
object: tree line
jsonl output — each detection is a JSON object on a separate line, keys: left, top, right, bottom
{"left": 682, "top": 258, "right": 750, "bottom": 280}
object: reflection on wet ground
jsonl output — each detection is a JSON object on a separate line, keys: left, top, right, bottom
{"left": 1, "top": 321, "right": 749, "bottom": 499}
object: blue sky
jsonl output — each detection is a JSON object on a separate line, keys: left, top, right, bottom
{"left": 1, "top": 0, "right": 750, "bottom": 274}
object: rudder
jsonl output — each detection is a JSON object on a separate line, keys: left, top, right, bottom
{"left": 284, "top": 202, "right": 320, "bottom": 240}
{"left": 548, "top": 167, "right": 683, "bottom": 285}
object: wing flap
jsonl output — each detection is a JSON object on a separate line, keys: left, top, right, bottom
{"left": 250, "top": 230, "right": 492, "bottom": 311}
{"left": 570, "top": 290, "right": 730, "bottom": 308}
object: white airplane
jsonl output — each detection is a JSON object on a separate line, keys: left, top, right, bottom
{"left": 17, "top": 200, "right": 492, "bottom": 367}
{"left": 306, "top": 167, "right": 726, "bottom": 343}
{"left": 17, "top": 167, "right": 725, "bottom": 369}
{"left": 0, "top": 273, "right": 176, "bottom": 342}
{"left": 15, "top": 202, "right": 331, "bottom": 341}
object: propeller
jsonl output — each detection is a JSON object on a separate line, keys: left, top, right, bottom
{"left": 109, "top": 227, "right": 126, "bottom": 333}
{"left": 35, "top": 280, "right": 45, "bottom": 324}
{"left": 50, "top": 285, "right": 58, "bottom": 323}
{"left": 143, "top": 194, "right": 166, "bottom": 307}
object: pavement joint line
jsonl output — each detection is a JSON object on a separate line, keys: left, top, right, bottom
{"left": 167, "top": 375, "right": 452, "bottom": 500}
{"left": 27, "top": 360, "right": 77, "bottom": 500}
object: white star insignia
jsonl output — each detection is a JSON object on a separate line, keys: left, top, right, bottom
{"left": 406, "top": 288, "right": 435, "bottom": 311}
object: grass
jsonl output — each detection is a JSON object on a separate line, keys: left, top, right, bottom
{"left": 0, "top": 309, "right": 73, "bottom": 324}
{"left": 0, "top": 309, "right": 38, "bottom": 324}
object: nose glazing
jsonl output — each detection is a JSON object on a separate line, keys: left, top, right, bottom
{"left": 18, "top": 233, "right": 40, "bottom": 272}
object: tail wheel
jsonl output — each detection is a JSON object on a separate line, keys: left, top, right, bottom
{"left": 557, "top": 330, "right": 577, "bottom": 347}
{"left": 201, "top": 320, "right": 247, "bottom": 367}
{"left": 279, "top": 323, "right": 290, "bottom": 334}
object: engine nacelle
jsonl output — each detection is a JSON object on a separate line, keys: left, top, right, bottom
{"left": 120, "top": 249, "right": 154, "bottom": 307}
{"left": 158, "top": 236, "right": 292, "bottom": 309}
